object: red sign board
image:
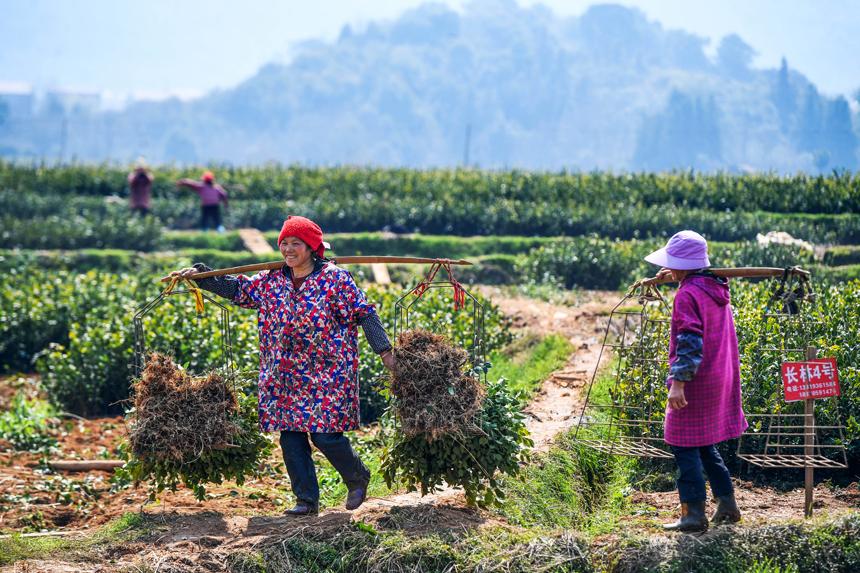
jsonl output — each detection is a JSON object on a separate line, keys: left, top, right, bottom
{"left": 781, "top": 358, "right": 840, "bottom": 402}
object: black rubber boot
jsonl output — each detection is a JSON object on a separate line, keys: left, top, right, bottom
{"left": 711, "top": 494, "right": 741, "bottom": 525}
{"left": 663, "top": 501, "right": 709, "bottom": 533}
{"left": 345, "top": 478, "right": 370, "bottom": 511}
{"left": 285, "top": 501, "right": 318, "bottom": 516}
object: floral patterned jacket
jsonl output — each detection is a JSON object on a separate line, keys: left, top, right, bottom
{"left": 231, "top": 263, "right": 378, "bottom": 432}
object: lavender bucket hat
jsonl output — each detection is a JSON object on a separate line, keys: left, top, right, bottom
{"left": 644, "top": 230, "right": 710, "bottom": 270}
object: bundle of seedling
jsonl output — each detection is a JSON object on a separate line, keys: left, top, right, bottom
{"left": 121, "top": 353, "right": 272, "bottom": 500}
{"left": 389, "top": 329, "right": 486, "bottom": 439}
{"left": 382, "top": 329, "right": 531, "bottom": 507}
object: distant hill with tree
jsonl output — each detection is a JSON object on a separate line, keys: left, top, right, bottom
{"left": 0, "top": 0, "right": 857, "bottom": 172}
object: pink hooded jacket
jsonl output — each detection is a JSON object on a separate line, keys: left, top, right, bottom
{"left": 665, "top": 274, "right": 748, "bottom": 447}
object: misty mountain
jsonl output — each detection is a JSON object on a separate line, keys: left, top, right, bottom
{"left": 1, "top": 0, "right": 857, "bottom": 172}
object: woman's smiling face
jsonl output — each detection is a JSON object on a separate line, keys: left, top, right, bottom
{"left": 279, "top": 236, "right": 313, "bottom": 268}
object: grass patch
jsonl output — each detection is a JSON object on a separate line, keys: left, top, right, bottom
{"left": 607, "top": 513, "right": 860, "bottom": 573}
{"left": 489, "top": 333, "right": 573, "bottom": 397}
{"left": 0, "top": 512, "right": 150, "bottom": 567}
{"left": 227, "top": 522, "right": 593, "bottom": 573}
{"left": 495, "top": 365, "right": 645, "bottom": 534}
{"left": 498, "top": 429, "right": 634, "bottom": 534}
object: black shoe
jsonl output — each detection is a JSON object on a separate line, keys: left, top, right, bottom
{"left": 285, "top": 501, "right": 318, "bottom": 516}
{"left": 345, "top": 479, "right": 369, "bottom": 511}
{"left": 711, "top": 494, "right": 741, "bottom": 525}
{"left": 664, "top": 501, "right": 708, "bottom": 533}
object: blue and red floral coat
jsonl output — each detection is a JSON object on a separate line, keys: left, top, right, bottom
{"left": 231, "top": 263, "right": 376, "bottom": 433}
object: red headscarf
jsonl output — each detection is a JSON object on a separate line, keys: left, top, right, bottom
{"left": 201, "top": 170, "right": 215, "bottom": 183}
{"left": 278, "top": 216, "right": 326, "bottom": 257}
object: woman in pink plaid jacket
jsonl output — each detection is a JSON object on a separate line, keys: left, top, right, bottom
{"left": 645, "top": 230, "right": 748, "bottom": 533}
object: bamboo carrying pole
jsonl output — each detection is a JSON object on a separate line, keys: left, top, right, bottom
{"left": 159, "top": 256, "right": 473, "bottom": 282}
{"left": 637, "top": 266, "right": 811, "bottom": 287}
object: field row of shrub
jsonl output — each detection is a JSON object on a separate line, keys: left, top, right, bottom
{"left": 166, "top": 230, "right": 558, "bottom": 257}
{"left": 5, "top": 239, "right": 857, "bottom": 290}
{"left": 3, "top": 162, "right": 859, "bottom": 214}
{"left": 4, "top": 189, "right": 860, "bottom": 244}
{"left": 0, "top": 267, "right": 511, "bottom": 421}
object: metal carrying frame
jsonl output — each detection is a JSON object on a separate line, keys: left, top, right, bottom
{"left": 393, "top": 260, "right": 487, "bottom": 374}
{"left": 736, "top": 271, "right": 848, "bottom": 471}
{"left": 132, "top": 277, "right": 237, "bottom": 388}
{"left": 573, "top": 282, "right": 674, "bottom": 458}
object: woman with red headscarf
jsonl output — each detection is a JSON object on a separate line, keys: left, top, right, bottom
{"left": 171, "top": 216, "right": 394, "bottom": 515}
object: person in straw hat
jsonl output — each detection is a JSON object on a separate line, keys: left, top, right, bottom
{"left": 644, "top": 230, "right": 748, "bottom": 533}
{"left": 172, "top": 215, "right": 394, "bottom": 516}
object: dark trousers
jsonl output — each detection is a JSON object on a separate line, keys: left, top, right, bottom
{"left": 279, "top": 431, "right": 370, "bottom": 506}
{"left": 671, "top": 444, "right": 734, "bottom": 503}
{"left": 200, "top": 204, "right": 222, "bottom": 230}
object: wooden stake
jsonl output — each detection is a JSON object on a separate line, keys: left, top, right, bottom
{"left": 804, "top": 346, "right": 817, "bottom": 518}
{"left": 47, "top": 460, "right": 125, "bottom": 472}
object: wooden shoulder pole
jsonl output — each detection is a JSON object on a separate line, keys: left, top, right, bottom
{"left": 636, "top": 266, "right": 811, "bottom": 287}
{"left": 159, "top": 256, "right": 473, "bottom": 282}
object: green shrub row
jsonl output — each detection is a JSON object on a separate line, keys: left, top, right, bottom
{"left": 4, "top": 162, "right": 859, "bottom": 214}
{"left": 5, "top": 192, "right": 860, "bottom": 244}
{"left": 823, "top": 245, "right": 860, "bottom": 266}
{"left": 1, "top": 267, "right": 511, "bottom": 419}
{"left": 517, "top": 238, "right": 819, "bottom": 290}
{"left": 816, "top": 264, "right": 860, "bottom": 283}
{"left": 159, "top": 230, "right": 553, "bottom": 257}
{"left": 5, "top": 240, "right": 854, "bottom": 294}
{"left": 0, "top": 213, "right": 162, "bottom": 251}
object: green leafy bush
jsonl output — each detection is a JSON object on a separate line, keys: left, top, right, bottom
{"left": 117, "top": 391, "right": 273, "bottom": 500}
{"left": 381, "top": 377, "right": 532, "bottom": 507}
{"left": 0, "top": 394, "right": 58, "bottom": 452}
{"left": 517, "top": 237, "right": 651, "bottom": 290}
{"left": 519, "top": 239, "right": 819, "bottom": 291}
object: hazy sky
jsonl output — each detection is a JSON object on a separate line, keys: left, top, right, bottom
{"left": 2, "top": 0, "right": 859, "bottom": 103}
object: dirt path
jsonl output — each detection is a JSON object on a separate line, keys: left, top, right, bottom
{"left": 479, "top": 288, "right": 618, "bottom": 450}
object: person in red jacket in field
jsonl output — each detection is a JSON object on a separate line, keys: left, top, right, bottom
{"left": 645, "top": 230, "right": 748, "bottom": 533}
{"left": 128, "top": 158, "right": 153, "bottom": 217}
{"left": 176, "top": 170, "right": 228, "bottom": 232}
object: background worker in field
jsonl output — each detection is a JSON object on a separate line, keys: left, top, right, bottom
{"left": 645, "top": 230, "right": 748, "bottom": 533}
{"left": 176, "top": 170, "right": 228, "bottom": 232}
{"left": 171, "top": 215, "right": 395, "bottom": 516}
{"left": 128, "top": 158, "right": 153, "bottom": 217}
